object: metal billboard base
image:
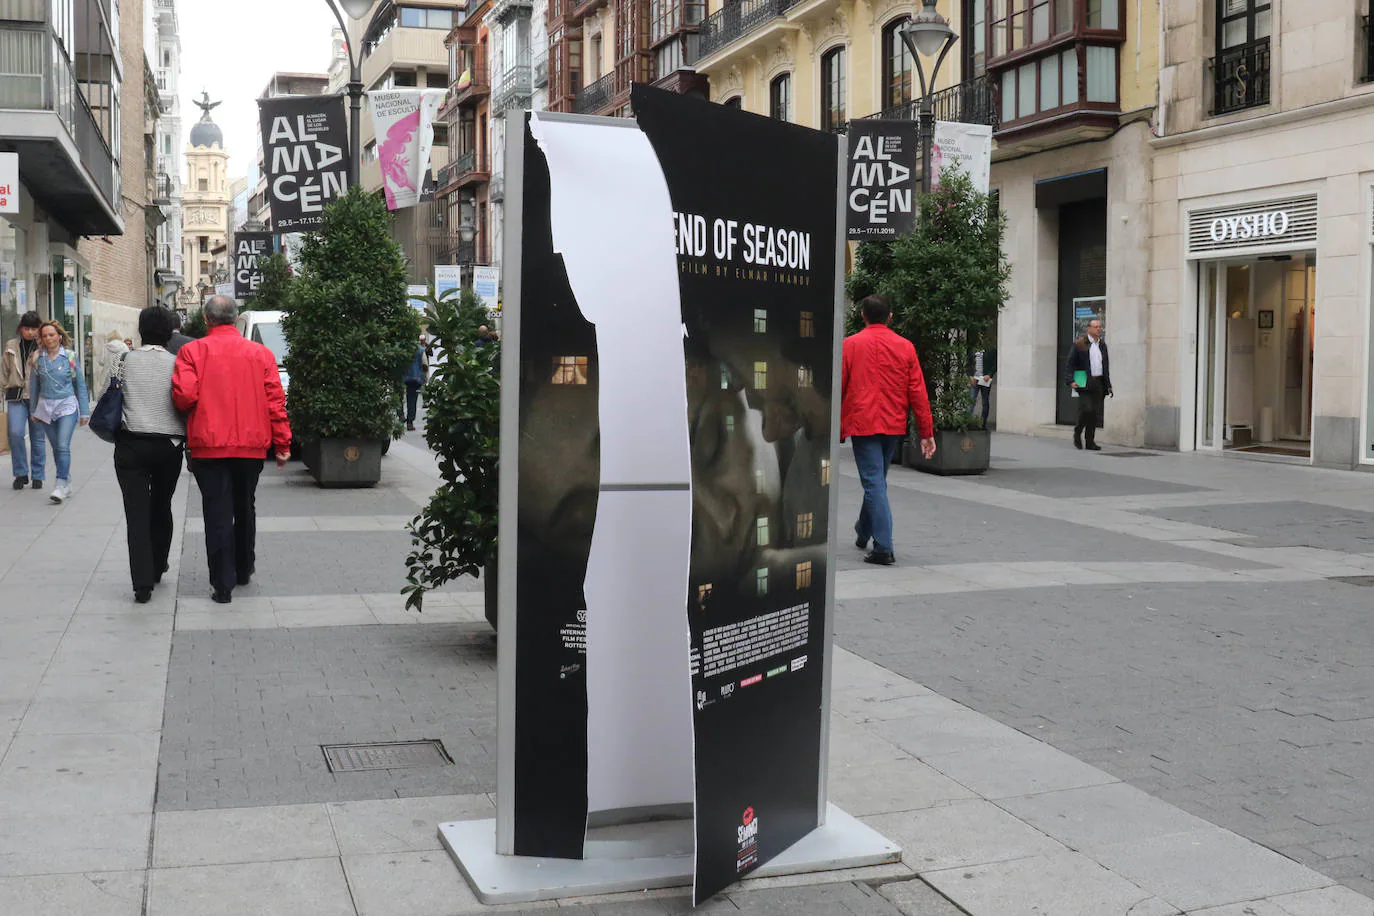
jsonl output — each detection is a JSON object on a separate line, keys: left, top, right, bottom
{"left": 438, "top": 803, "right": 900, "bottom": 905}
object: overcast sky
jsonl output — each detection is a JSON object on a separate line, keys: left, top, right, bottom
{"left": 177, "top": 0, "right": 340, "bottom": 181}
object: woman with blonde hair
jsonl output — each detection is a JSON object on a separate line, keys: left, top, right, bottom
{"left": 28, "top": 320, "right": 90, "bottom": 504}
{"left": 95, "top": 328, "right": 129, "bottom": 395}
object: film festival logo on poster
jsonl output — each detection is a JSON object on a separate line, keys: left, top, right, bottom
{"left": 736, "top": 806, "right": 760, "bottom": 873}
{"left": 674, "top": 211, "right": 814, "bottom": 287}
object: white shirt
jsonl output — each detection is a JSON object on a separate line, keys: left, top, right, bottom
{"left": 1088, "top": 338, "right": 1104, "bottom": 377}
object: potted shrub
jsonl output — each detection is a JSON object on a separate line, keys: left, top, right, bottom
{"left": 403, "top": 286, "right": 499, "bottom": 619}
{"left": 281, "top": 186, "right": 421, "bottom": 487}
{"left": 847, "top": 166, "right": 1008, "bottom": 476}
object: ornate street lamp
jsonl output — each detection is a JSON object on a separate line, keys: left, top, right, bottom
{"left": 323, "top": 0, "right": 376, "bottom": 188}
{"left": 898, "top": 1, "right": 958, "bottom": 194}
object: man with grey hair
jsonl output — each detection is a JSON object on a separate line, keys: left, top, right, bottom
{"left": 173, "top": 295, "right": 292, "bottom": 603}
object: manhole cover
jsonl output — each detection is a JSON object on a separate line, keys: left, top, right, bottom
{"left": 1100, "top": 451, "right": 1159, "bottom": 458}
{"left": 1332, "top": 576, "right": 1374, "bottom": 588}
{"left": 322, "top": 740, "right": 453, "bottom": 773}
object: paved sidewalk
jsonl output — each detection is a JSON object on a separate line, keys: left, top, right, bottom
{"left": 1, "top": 428, "right": 1373, "bottom": 914}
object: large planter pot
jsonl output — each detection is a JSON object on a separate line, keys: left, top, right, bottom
{"left": 300, "top": 439, "right": 319, "bottom": 472}
{"left": 309, "top": 438, "right": 384, "bottom": 488}
{"left": 907, "top": 429, "right": 991, "bottom": 476}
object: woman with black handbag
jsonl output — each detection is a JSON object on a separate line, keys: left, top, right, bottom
{"left": 112, "top": 307, "right": 185, "bottom": 603}
{"left": 3, "top": 311, "right": 45, "bottom": 490}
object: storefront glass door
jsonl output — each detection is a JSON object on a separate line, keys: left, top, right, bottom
{"left": 1197, "top": 262, "right": 1226, "bottom": 449}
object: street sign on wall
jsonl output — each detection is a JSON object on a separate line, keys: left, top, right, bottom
{"left": 257, "top": 94, "right": 349, "bottom": 231}
{"left": 0, "top": 152, "right": 18, "bottom": 214}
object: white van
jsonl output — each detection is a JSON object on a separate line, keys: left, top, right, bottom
{"left": 236, "top": 310, "right": 289, "bottom": 392}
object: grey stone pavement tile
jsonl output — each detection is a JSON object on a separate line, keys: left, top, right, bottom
{"left": 923, "top": 850, "right": 1181, "bottom": 916}
{"left": 153, "top": 803, "right": 338, "bottom": 867}
{"left": 0, "top": 870, "right": 146, "bottom": 916}
{"left": 0, "top": 813, "right": 151, "bottom": 877}
{"left": 1189, "top": 886, "right": 1374, "bottom": 914}
{"left": 146, "top": 858, "right": 357, "bottom": 916}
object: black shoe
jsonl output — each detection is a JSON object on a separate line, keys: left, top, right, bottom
{"left": 212, "top": 589, "right": 233, "bottom": 604}
{"left": 1073, "top": 431, "right": 1083, "bottom": 450}
{"left": 406, "top": 422, "right": 416, "bottom": 431}
{"left": 1086, "top": 443, "right": 1102, "bottom": 451}
{"left": 12, "top": 475, "right": 28, "bottom": 490}
{"left": 31, "top": 479, "right": 42, "bottom": 490}
{"left": 863, "top": 549, "right": 896, "bottom": 566}
{"left": 134, "top": 588, "right": 152, "bottom": 604}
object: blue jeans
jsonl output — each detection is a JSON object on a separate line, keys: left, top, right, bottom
{"left": 38, "top": 412, "right": 78, "bottom": 485}
{"left": 969, "top": 384, "right": 990, "bottom": 424}
{"left": 852, "top": 434, "right": 901, "bottom": 553}
{"left": 7, "top": 401, "right": 47, "bottom": 480}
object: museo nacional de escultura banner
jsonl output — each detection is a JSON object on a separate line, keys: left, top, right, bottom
{"left": 257, "top": 94, "right": 348, "bottom": 231}
{"left": 633, "top": 85, "right": 838, "bottom": 904}
{"left": 365, "top": 89, "right": 446, "bottom": 211}
{"left": 846, "top": 119, "right": 918, "bottom": 240}
{"left": 232, "top": 231, "right": 274, "bottom": 301}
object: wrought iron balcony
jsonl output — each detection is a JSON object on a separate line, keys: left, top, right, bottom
{"left": 533, "top": 53, "right": 548, "bottom": 89}
{"left": 490, "top": 175, "right": 504, "bottom": 202}
{"left": 573, "top": 71, "right": 615, "bottom": 114}
{"left": 451, "top": 44, "right": 490, "bottom": 105}
{"left": 698, "top": 0, "right": 799, "bottom": 60}
{"left": 870, "top": 74, "right": 999, "bottom": 129}
{"left": 1210, "top": 37, "right": 1270, "bottom": 116}
{"left": 154, "top": 172, "right": 173, "bottom": 205}
{"left": 490, "top": 0, "right": 533, "bottom": 24}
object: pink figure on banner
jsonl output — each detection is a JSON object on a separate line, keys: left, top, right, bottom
{"left": 378, "top": 110, "right": 421, "bottom": 209}
{"left": 930, "top": 139, "right": 945, "bottom": 189}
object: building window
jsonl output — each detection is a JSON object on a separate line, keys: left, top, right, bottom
{"left": 399, "top": 6, "right": 454, "bottom": 29}
{"left": 756, "top": 516, "right": 770, "bottom": 547}
{"left": 800, "top": 311, "right": 815, "bottom": 337}
{"left": 755, "top": 568, "right": 769, "bottom": 597}
{"left": 198, "top": 178, "right": 208, "bottom": 191}
{"left": 198, "top": 236, "right": 208, "bottom": 253}
{"left": 753, "top": 361, "right": 767, "bottom": 390}
{"left": 552, "top": 355, "right": 589, "bottom": 384}
{"left": 697, "top": 583, "right": 712, "bottom": 608}
{"left": 723, "top": 96, "right": 742, "bottom": 109}
{"left": 820, "top": 47, "right": 846, "bottom": 132}
{"left": 963, "top": 0, "right": 987, "bottom": 76}
{"left": 753, "top": 308, "right": 767, "bottom": 333}
{"left": 1086, "top": 0, "right": 1118, "bottom": 30}
{"left": 1212, "top": 0, "right": 1271, "bottom": 115}
{"left": 795, "top": 561, "right": 812, "bottom": 589}
{"left": 820, "top": 457, "right": 830, "bottom": 486}
{"left": 991, "top": 0, "right": 1076, "bottom": 58}
{"left": 797, "top": 365, "right": 813, "bottom": 388}
{"left": 796, "top": 511, "right": 814, "bottom": 539}
{"left": 769, "top": 73, "right": 792, "bottom": 121}
{"left": 1001, "top": 45, "right": 1091, "bottom": 123}
{"left": 882, "top": 18, "right": 912, "bottom": 110}
{"left": 720, "top": 366, "right": 731, "bottom": 389}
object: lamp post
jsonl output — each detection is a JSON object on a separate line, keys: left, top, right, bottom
{"left": 898, "top": 1, "right": 958, "bottom": 195}
{"left": 323, "top": 0, "right": 375, "bottom": 188}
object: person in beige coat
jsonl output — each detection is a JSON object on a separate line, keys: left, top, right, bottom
{"left": 3, "top": 311, "right": 46, "bottom": 489}
{"left": 94, "top": 329, "right": 129, "bottom": 396}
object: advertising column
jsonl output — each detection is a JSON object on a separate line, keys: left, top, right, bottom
{"left": 632, "top": 86, "right": 840, "bottom": 904}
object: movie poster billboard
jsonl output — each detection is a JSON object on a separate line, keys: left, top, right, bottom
{"left": 846, "top": 119, "right": 918, "bottom": 239}
{"left": 633, "top": 85, "right": 838, "bottom": 904}
{"left": 258, "top": 94, "right": 348, "bottom": 231}
{"left": 233, "top": 231, "right": 275, "bottom": 300}
{"left": 932, "top": 121, "right": 993, "bottom": 193}
{"left": 365, "top": 89, "right": 446, "bottom": 211}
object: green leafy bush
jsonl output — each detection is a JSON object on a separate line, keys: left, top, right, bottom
{"left": 847, "top": 167, "right": 1009, "bottom": 433}
{"left": 281, "top": 186, "right": 421, "bottom": 442}
{"left": 183, "top": 309, "right": 207, "bottom": 339}
{"left": 243, "top": 253, "right": 293, "bottom": 312}
{"left": 404, "top": 286, "right": 500, "bottom": 611}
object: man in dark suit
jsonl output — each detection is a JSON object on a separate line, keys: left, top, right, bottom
{"left": 1064, "top": 318, "right": 1111, "bottom": 451}
{"left": 165, "top": 311, "right": 193, "bottom": 355}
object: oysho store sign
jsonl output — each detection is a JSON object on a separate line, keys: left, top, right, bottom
{"left": 1208, "top": 210, "right": 1289, "bottom": 243}
{"left": 1188, "top": 195, "right": 1319, "bottom": 256}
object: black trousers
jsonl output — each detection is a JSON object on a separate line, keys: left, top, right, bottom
{"left": 113, "top": 434, "right": 184, "bottom": 592}
{"left": 403, "top": 382, "right": 422, "bottom": 422}
{"left": 192, "top": 457, "right": 263, "bottom": 594}
{"left": 1075, "top": 377, "right": 1106, "bottom": 443}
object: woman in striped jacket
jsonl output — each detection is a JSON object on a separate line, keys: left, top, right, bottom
{"left": 114, "top": 307, "right": 186, "bottom": 603}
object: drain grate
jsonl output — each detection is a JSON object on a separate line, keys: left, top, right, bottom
{"left": 1331, "top": 576, "right": 1374, "bottom": 588}
{"left": 1100, "top": 450, "right": 1159, "bottom": 458}
{"left": 322, "top": 740, "right": 453, "bottom": 773}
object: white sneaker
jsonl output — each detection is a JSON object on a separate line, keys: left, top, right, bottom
{"left": 49, "top": 484, "right": 69, "bottom": 504}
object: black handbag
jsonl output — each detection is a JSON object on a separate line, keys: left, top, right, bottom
{"left": 89, "top": 355, "right": 125, "bottom": 443}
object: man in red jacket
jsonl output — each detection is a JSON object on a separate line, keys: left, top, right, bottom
{"left": 173, "top": 296, "right": 291, "bottom": 603}
{"left": 841, "top": 295, "right": 935, "bottom": 566}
